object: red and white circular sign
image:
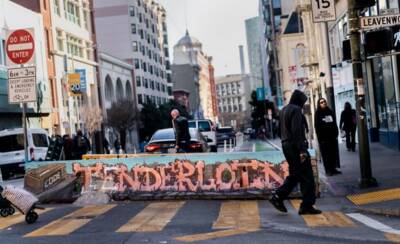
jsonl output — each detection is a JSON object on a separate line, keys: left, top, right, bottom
{"left": 6, "top": 29, "right": 35, "bottom": 65}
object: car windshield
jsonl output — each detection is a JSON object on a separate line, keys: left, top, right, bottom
{"left": 33, "top": 133, "right": 49, "bottom": 147}
{"left": 217, "top": 128, "right": 233, "bottom": 133}
{"left": 198, "top": 121, "right": 211, "bottom": 132}
{"left": 151, "top": 129, "right": 196, "bottom": 141}
{"left": 0, "top": 134, "right": 25, "bottom": 152}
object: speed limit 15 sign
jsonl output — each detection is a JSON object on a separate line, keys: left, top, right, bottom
{"left": 311, "top": 0, "right": 336, "bottom": 23}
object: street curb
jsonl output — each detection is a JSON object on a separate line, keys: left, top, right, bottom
{"left": 261, "top": 222, "right": 392, "bottom": 243}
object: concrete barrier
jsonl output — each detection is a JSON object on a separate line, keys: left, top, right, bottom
{"left": 25, "top": 151, "right": 319, "bottom": 201}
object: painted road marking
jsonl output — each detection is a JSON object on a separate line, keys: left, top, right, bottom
{"left": 347, "top": 188, "right": 400, "bottom": 206}
{"left": 347, "top": 213, "right": 400, "bottom": 235}
{"left": 24, "top": 205, "right": 115, "bottom": 237}
{"left": 175, "top": 228, "right": 259, "bottom": 242}
{"left": 386, "top": 233, "right": 400, "bottom": 243}
{"left": 0, "top": 208, "right": 53, "bottom": 230}
{"left": 212, "top": 201, "right": 260, "bottom": 230}
{"left": 175, "top": 201, "right": 260, "bottom": 242}
{"left": 116, "top": 201, "right": 185, "bottom": 232}
{"left": 290, "top": 200, "right": 356, "bottom": 227}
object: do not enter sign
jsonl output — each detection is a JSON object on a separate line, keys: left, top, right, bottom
{"left": 6, "top": 29, "right": 35, "bottom": 65}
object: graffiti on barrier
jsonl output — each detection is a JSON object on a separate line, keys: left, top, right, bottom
{"left": 72, "top": 159, "right": 289, "bottom": 192}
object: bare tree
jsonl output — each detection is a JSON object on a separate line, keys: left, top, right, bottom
{"left": 106, "top": 99, "right": 138, "bottom": 152}
{"left": 80, "top": 105, "right": 103, "bottom": 152}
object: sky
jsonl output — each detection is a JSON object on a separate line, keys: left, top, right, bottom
{"left": 157, "top": 0, "right": 259, "bottom": 77}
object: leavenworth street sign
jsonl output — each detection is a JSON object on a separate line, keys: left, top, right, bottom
{"left": 361, "top": 13, "right": 400, "bottom": 29}
{"left": 311, "top": 0, "right": 336, "bottom": 22}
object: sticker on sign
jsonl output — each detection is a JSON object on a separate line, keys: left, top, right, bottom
{"left": 8, "top": 67, "right": 37, "bottom": 104}
{"left": 311, "top": 0, "right": 336, "bottom": 23}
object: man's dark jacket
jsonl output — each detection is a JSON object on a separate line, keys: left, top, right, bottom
{"left": 280, "top": 90, "right": 308, "bottom": 153}
{"left": 315, "top": 106, "right": 339, "bottom": 142}
{"left": 172, "top": 116, "right": 191, "bottom": 145}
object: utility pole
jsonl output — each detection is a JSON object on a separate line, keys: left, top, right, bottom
{"left": 348, "top": 0, "right": 377, "bottom": 188}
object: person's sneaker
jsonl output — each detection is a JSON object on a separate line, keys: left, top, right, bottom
{"left": 332, "top": 169, "right": 342, "bottom": 175}
{"left": 268, "top": 194, "right": 287, "bottom": 213}
{"left": 298, "top": 206, "right": 322, "bottom": 215}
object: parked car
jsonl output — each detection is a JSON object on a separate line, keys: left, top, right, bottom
{"left": 0, "top": 128, "right": 49, "bottom": 180}
{"left": 216, "top": 126, "right": 236, "bottom": 146}
{"left": 145, "top": 128, "right": 211, "bottom": 154}
{"left": 188, "top": 119, "right": 217, "bottom": 152}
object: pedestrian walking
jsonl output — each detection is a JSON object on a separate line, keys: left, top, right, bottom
{"left": 62, "top": 134, "right": 74, "bottom": 160}
{"left": 269, "top": 90, "right": 321, "bottom": 215}
{"left": 171, "top": 109, "right": 191, "bottom": 153}
{"left": 72, "top": 130, "right": 90, "bottom": 160}
{"left": 114, "top": 137, "right": 122, "bottom": 154}
{"left": 314, "top": 98, "right": 341, "bottom": 176}
{"left": 340, "top": 102, "right": 357, "bottom": 152}
{"left": 103, "top": 138, "right": 110, "bottom": 154}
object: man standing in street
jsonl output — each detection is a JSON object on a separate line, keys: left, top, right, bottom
{"left": 171, "top": 109, "right": 191, "bottom": 153}
{"left": 269, "top": 90, "right": 321, "bottom": 215}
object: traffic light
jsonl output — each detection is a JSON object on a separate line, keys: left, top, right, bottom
{"left": 354, "top": 0, "right": 376, "bottom": 9}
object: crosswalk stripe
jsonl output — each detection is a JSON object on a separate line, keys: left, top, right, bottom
{"left": 212, "top": 201, "right": 260, "bottom": 230}
{"left": 24, "top": 204, "right": 116, "bottom": 237}
{"left": 0, "top": 208, "right": 53, "bottom": 230}
{"left": 347, "top": 213, "right": 400, "bottom": 235}
{"left": 385, "top": 233, "right": 400, "bottom": 243}
{"left": 116, "top": 201, "right": 185, "bottom": 232}
{"left": 175, "top": 228, "right": 259, "bottom": 242}
{"left": 347, "top": 188, "right": 400, "bottom": 205}
{"left": 290, "top": 200, "right": 356, "bottom": 227}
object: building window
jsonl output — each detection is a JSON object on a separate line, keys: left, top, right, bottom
{"left": 129, "top": 6, "right": 135, "bottom": 16}
{"left": 161, "top": 84, "right": 165, "bottom": 92}
{"left": 54, "top": 0, "right": 60, "bottom": 16}
{"left": 83, "top": 9, "right": 89, "bottom": 30}
{"left": 131, "top": 23, "right": 136, "bottom": 34}
{"left": 150, "top": 80, "right": 154, "bottom": 90}
{"left": 156, "top": 82, "right": 160, "bottom": 91}
{"left": 144, "top": 79, "right": 148, "bottom": 88}
{"left": 56, "top": 30, "right": 64, "bottom": 51}
{"left": 86, "top": 42, "right": 93, "bottom": 60}
{"left": 139, "top": 13, "right": 143, "bottom": 23}
{"left": 134, "top": 59, "right": 140, "bottom": 69}
{"left": 138, "top": 94, "right": 143, "bottom": 104}
{"left": 66, "top": 35, "right": 83, "bottom": 57}
{"left": 132, "top": 41, "right": 138, "bottom": 52}
{"left": 64, "top": 0, "right": 81, "bottom": 25}
{"left": 142, "top": 62, "right": 147, "bottom": 72}
{"left": 136, "top": 76, "right": 141, "bottom": 87}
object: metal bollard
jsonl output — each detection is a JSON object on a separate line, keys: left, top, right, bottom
{"left": 229, "top": 139, "right": 232, "bottom": 151}
{"left": 224, "top": 140, "right": 227, "bottom": 153}
{"left": 0, "top": 167, "right": 3, "bottom": 184}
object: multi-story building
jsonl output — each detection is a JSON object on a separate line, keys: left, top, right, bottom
{"left": 93, "top": 0, "right": 172, "bottom": 108}
{"left": 245, "top": 16, "right": 265, "bottom": 92}
{"left": 0, "top": 0, "right": 52, "bottom": 131}
{"left": 99, "top": 52, "right": 138, "bottom": 152}
{"left": 172, "top": 31, "right": 217, "bottom": 121}
{"left": 216, "top": 74, "right": 251, "bottom": 130}
{"left": 46, "top": 0, "right": 100, "bottom": 137}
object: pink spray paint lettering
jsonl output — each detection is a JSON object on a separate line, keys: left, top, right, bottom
{"left": 72, "top": 159, "right": 289, "bottom": 192}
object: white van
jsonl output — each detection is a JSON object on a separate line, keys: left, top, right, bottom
{"left": 0, "top": 128, "right": 49, "bottom": 179}
{"left": 188, "top": 119, "right": 217, "bottom": 152}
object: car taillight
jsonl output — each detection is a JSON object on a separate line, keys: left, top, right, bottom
{"left": 30, "top": 147, "right": 34, "bottom": 161}
{"left": 145, "top": 144, "right": 160, "bottom": 152}
{"left": 189, "top": 143, "right": 202, "bottom": 149}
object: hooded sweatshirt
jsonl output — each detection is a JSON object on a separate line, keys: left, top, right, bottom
{"left": 280, "top": 90, "right": 309, "bottom": 153}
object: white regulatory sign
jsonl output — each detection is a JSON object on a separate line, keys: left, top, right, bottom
{"left": 361, "top": 14, "right": 400, "bottom": 29}
{"left": 311, "top": 0, "right": 336, "bottom": 23}
{"left": 8, "top": 66, "right": 37, "bottom": 104}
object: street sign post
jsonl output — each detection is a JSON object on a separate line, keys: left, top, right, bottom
{"left": 311, "top": 0, "right": 336, "bottom": 23}
{"left": 361, "top": 13, "right": 400, "bottom": 30}
{"left": 6, "top": 28, "right": 36, "bottom": 164}
{"left": 8, "top": 67, "right": 37, "bottom": 103}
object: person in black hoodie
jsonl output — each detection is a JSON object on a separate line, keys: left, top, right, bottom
{"left": 269, "top": 90, "right": 321, "bottom": 215}
{"left": 340, "top": 102, "right": 357, "bottom": 152}
{"left": 314, "top": 98, "right": 341, "bottom": 176}
{"left": 171, "top": 109, "right": 191, "bottom": 153}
